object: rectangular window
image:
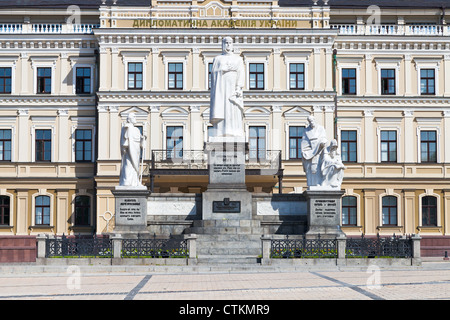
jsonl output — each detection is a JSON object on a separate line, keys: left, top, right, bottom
{"left": 35, "top": 129, "right": 51, "bottom": 162}
{"left": 76, "top": 67, "right": 91, "bottom": 94}
{"left": 380, "top": 130, "right": 397, "bottom": 162}
{"left": 289, "top": 126, "right": 305, "bottom": 159}
{"left": 0, "top": 129, "right": 11, "bottom": 161}
{"left": 0, "top": 196, "right": 10, "bottom": 226}
{"left": 75, "top": 196, "right": 90, "bottom": 226}
{"left": 37, "top": 67, "right": 52, "bottom": 94}
{"left": 382, "top": 196, "right": 397, "bottom": 226}
{"left": 35, "top": 195, "right": 50, "bottom": 226}
{"left": 0, "top": 67, "right": 12, "bottom": 94}
{"left": 128, "top": 62, "right": 143, "bottom": 90}
{"left": 166, "top": 126, "right": 183, "bottom": 159}
{"left": 342, "top": 68, "right": 356, "bottom": 95}
{"left": 249, "top": 126, "right": 266, "bottom": 160}
{"left": 421, "top": 130, "right": 437, "bottom": 163}
{"left": 420, "top": 69, "right": 435, "bottom": 95}
{"left": 249, "top": 63, "right": 264, "bottom": 90}
{"left": 168, "top": 63, "right": 183, "bottom": 90}
{"left": 341, "top": 130, "right": 357, "bottom": 162}
{"left": 208, "top": 62, "right": 213, "bottom": 90}
{"left": 422, "top": 196, "right": 437, "bottom": 227}
{"left": 381, "top": 69, "right": 395, "bottom": 95}
{"left": 75, "top": 129, "right": 92, "bottom": 162}
{"left": 289, "top": 63, "right": 305, "bottom": 90}
{"left": 342, "top": 196, "right": 357, "bottom": 226}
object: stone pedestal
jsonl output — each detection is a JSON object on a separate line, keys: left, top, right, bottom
{"left": 202, "top": 141, "right": 252, "bottom": 220}
{"left": 112, "top": 187, "right": 150, "bottom": 237}
{"left": 304, "top": 189, "right": 345, "bottom": 239}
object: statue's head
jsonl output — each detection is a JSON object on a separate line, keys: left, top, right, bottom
{"left": 222, "top": 36, "right": 233, "bottom": 54}
{"left": 307, "top": 115, "right": 316, "bottom": 128}
{"left": 127, "top": 113, "right": 137, "bottom": 124}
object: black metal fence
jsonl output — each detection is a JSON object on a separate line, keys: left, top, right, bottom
{"left": 45, "top": 234, "right": 189, "bottom": 258}
{"left": 270, "top": 235, "right": 337, "bottom": 258}
{"left": 346, "top": 234, "right": 413, "bottom": 258}
{"left": 270, "top": 234, "right": 413, "bottom": 259}
{"left": 122, "top": 235, "right": 188, "bottom": 258}
{"left": 46, "top": 234, "right": 113, "bottom": 258}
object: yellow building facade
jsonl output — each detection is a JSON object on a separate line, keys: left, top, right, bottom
{"left": 0, "top": 0, "right": 449, "bottom": 255}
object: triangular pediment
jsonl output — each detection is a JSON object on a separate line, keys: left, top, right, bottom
{"left": 283, "top": 106, "right": 311, "bottom": 119}
{"left": 120, "top": 106, "right": 148, "bottom": 121}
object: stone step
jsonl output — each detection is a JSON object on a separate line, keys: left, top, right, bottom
{"left": 197, "top": 247, "right": 261, "bottom": 256}
{"left": 186, "top": 226, "right": 264, "bottom": 235}
{"left": 197, "top": 255, "right": 260, "bottom": 265}
{"left": 195, "top": 234, "right": 263, "bottom": 242}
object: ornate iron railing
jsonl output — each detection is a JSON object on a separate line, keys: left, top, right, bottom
{"left": 121, "top": 235, "right": 188, "bottom": 258}
{"left": 46, "top": 234, "right": 113, "bottom": 258}
{"left": 270, "top": 235, "right": 337, "bottom": 258}
{"left": 146, "top": 149, "right": 281, "bottom": 172}
{"left": 345, "top": 234, "right": 413, "bottom": 258}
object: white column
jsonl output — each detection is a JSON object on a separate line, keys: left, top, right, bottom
{"left": 20, "top": 53, "right": 29, "bottom": 94}
{"left": 149, "top": 106, "right": 161, "bottom": 152}
{"left": 190, "top": 106, "right": 202, "bottom": 150}
{"left": 404, "top": 54, "right": 413, "bottom": 96}
{"left": 443, "top": 111, "right": 450, "bottom": 163}
{"left": 364, "top": 54, "right": 373, "bottom": 96}
{"left": 151, "top": 48, "right": 159, "bottom": 90}
{"left": 273, "top": 48, "right": 281, "bottom": 91}
{"left": 17, "top": 109, "right": 29, "bottom": 162}
{"left": 191, "top": 48, "right": 200, "bottom": 91}
{"left": 404, "top": 110, "right": 414, "bottom": 163}
{"left": 312, "top": 105, "right": 324, "bottom": 127}
{"left": 313, "top": 48, "right": 322, "bottom": 91}
{"left": 60, "top": 53, "right": 69, "bottom": 94}
{"left": 364, "top": 110, "right": 374, "bottom": 163}
{"left": 99, "top": 48, "right": 108, "bottom": 91}
{"left": 271, "top": 105, "right": 283, "bottom": 156}
{"left": 444, "top": 54, "right": 450, "bottom": 97}
{"left": 111, "top": 48, "right": 119, "bottom": 91}
{"left": 324, "top": 106, "right": 335, "bottom": 139}
{"left": 57, "top": 109, "right": 69, "bottom": 162}
{"left": 97, "top": 105, "right": 109, "bottom": 160}
{"left": 109, "top": 106, "right": 120, "bottom": 160}
{"left": 325, "top": 48, "right": 333, "bottom": 91}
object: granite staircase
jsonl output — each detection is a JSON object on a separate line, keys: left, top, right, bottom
{"left": 185, "top": 219, "right": 264, "bottom": 265}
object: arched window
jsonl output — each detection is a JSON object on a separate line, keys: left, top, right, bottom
{"left": 35, "top": 195, "right": 50, "bottom": 225}
{"left": 0, "top": 196, "right": 10, "bottom": 226}
{"left": 382, "top": 196, "right": 397, "bottom": 226}
{"left": 422, "top": 196, "right": 437, "bottom": 226}
{"left": 342, "top": 196, "right": 357, "bottom": 226}
{"left": 74, "top": 196, "right": 90, "bottom": 226}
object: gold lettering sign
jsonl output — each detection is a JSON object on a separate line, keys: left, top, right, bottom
{"left": 131, "top": 19, "right": 299, "bottom": 29}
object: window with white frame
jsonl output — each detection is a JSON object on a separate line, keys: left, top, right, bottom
{"left": 375, "top": 58, "right": 401, "bottom": 96}
{"left": 282, "top": 52, "right": 310, "bottom": 91}
{"left": 161, "top": 51, "right": 189, "bottom": 91}
{"left": 0, "top": 129, "right": 12, "bottom": 161}
{"left": 414, "top": 57, "right": 441, "bottom": 96}
{"left": 31, "top": 56, "right": 57, "bottom": 95}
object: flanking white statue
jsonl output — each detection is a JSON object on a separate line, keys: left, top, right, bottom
{"left": 301, "top": 115, "right": 345, "bottom": 189}
{"left": 321, "top": 139, "right": 346, "bottom": 188}
{"left": 209, "top": 36, "right": 245, "bottom": 140}
{"left": 118, "top": 113, "right": 146, "bottom": 189}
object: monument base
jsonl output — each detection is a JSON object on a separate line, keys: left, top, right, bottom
{"left": 112, "top": 188, "right": 150, "bottom": 237}
{"left": 202, "top": 187, "right": 252, "bottom": 220}
{"left": 304, "top": 189, "right": 346, "bottom": 239}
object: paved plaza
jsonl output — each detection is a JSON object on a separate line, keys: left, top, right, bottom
{"left": 0, "top": 260, "right": 449, "bottom": 303}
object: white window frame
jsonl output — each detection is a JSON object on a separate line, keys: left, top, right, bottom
{"left": 282, "top": 52, "right": 311, "bottom": 91}
{"left": 375, "top": 118, "right": 402, "bottom": 163}
{"left": 342, "top": 190, "right": 361, "bottom": 227}
{"left": 242, "top": 51, "right": 271, "bottom": 91}
{"left": 69, "top": 56, "right": 96, "bottom": 94}
{"left": 416, "top": 119, "right": 441, "bottom": 163}
{"left": 374, "top": 57, "right": 401, "bottom": 96}
{"left": 31, "top": 190, "right": 54, "bottom": 227}
{"left": 418, "top": 191, "right": 441, "bottom": 230}
{"left": 0, "top": 118, "right": 16, "bottom": 162}
{"left": 161, "top": 51, "right": 189, "bottom": 91}
{"left": 0, "top": 56, "right": 18, "bottom": 94}
{"left": 414, "top": 58, "right": 441, "bottom": 96}
{"left": 337, "top": 126, "right": 362, "bottom": 163}
{"left": 245, "top": 122, "right": 270, "bottom": 160}
{"left": 379, "top": 190, "right": 401, "bottom": 227}
{"left": 31, "top": 117, "right": 56, "bottom": 163}
{"left": 71, "top": 121, "right": 96, "bottom": 163}
{"left": 121, "top": 52, "right": 148, "bottom": 91}
{"left": 0, "top": 190, "right": 14, "bottom": 228}
{"left": 336, "top": 56, "right": 363, "bottom": 96}
{"left": 30, "top": 56, "right": 58, "bottom": 95}
{"left": 284, "top": 122, "right": 307, "bottom": 161}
